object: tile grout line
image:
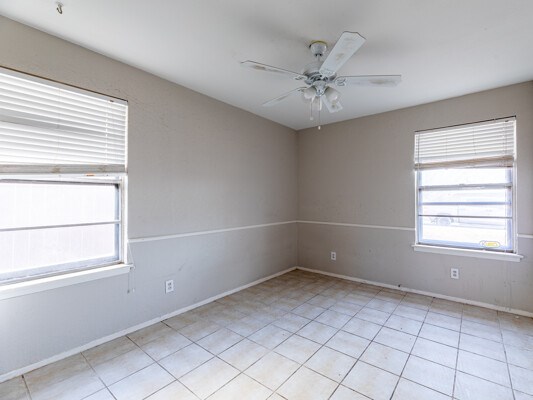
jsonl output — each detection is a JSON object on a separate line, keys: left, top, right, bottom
{"left": 451, "top": 303, "right": 464, "bottom": 399}
{"left": 21, "top": 374, "right": 32, "bottom": 400}
{"left": 499, "top": 314, "right": 517, "bottom": 400}
{"left": 79, "top": 351, "right": 117, "bottom": 400}
{"left": 384, "top": 289, "right": 422, "bottom": 399}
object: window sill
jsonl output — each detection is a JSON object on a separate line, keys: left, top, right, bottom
{"left": 412, "top": 244, "right": 523, "bottom": 262}
{"left": 0, "top": 263, "right": 131, "bottom": 301}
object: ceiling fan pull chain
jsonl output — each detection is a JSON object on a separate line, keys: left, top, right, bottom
{"left": 318, "top": 98, "right": 322, "bottom": 130}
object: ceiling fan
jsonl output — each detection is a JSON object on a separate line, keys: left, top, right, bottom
{"left": 242, "top": 31, "right": 401, "bottom": 126}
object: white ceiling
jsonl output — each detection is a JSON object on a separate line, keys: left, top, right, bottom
{"left": 1, "top": 0, "right": 533, "bottom": 130}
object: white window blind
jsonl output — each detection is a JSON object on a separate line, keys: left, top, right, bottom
{"left": 415, "top": 117, "right": 516, "bottom": 169}
{"left": 0, "top": 67, "right": 127, "bottom": 174}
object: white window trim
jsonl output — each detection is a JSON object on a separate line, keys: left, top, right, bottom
{"left": 412, "top": 244, "right": 523, "bottom": 262}
{"left": 0, "top": 263, "right": 131, "bottom": 300}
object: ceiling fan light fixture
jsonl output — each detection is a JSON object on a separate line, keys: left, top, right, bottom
{"left": 302, "top": 86, "right": 316, "bottom": 101}
{"left": 325, "top": 87, "right": 340, "bottom": 103}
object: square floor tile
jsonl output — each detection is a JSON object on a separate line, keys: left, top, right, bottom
{"left": 393, "top": 305, "right": 427, "bottom": 322}
{"left": 245, "top": 352, "right": 299, "bottom": 390}
{"left": 128, "top": 323, "right": 174, "bottom": 346}
{"left": 278, "top": 367, "right": 338, "bottom": 400}
{"left": 502, "top": 330, "right": 533, "bottom": 350}
{"left": 273, "top": 313, "right": 310, "bottom": 332}
{"left": 179, "top": 358, "right": 238, "bottom": 399}
{"left": 141, "top": 330, "right": 191, "bottom": 360}
{"left": 293, "top": 303, "right": 326, "bottom": 319}
{"left": 297, "top": 321, "right": 338, "bottom": 344}
{"left": 367, "top": 298, "right": 398, "bottom": 313}
{"left": 402, "top": 356, "right": 454, "bottom": 395}
{"left": 374, "top": 327, "right": 416, "bottom": 353}
{"left": 326, "top": 331, "right": 370, "bottom": 358}
{"left": 384, "top": 314, "right": 422, "bottom": 336}
{"left": 308, "top": 294, "right": 337, "bottom": 308}
{"left": 305, "top": 347, "right": 356, "bottom": 382}
{"left": 330, "top": 301, "right": 362, "bottom": 316}
{"left": 430, "top": 300, "right": 463, "bottom": 318}
{"left": 356, "top": 307, "right": 390, "bottom": 325}
{"left": 342, "top": 317, "right": 381, "bottom": 340}
{"left": 411, "top": 337, "right": 457, "bottom": 368}
{"left": 506, "top": 344, "right": 533, "bottom": 370}
{"left": 197, "top": 328, "right": 242, "bottom": 354}
{"left": 425, "top": 312, "right": 461, "bottom": 331}
{"left": 510, "top": 365, "right": 533, "bottom": 396}
{"left": 219, "top": 338, "right": 269, "bottom": 371}
{"left": 164, "top": 312, "right": 202, "bottom": 330}
{"left": 392, "top": 378, "right": 450, "bottom": 400}
{"left": 226, "top": 316, "right": 267, "bottom": 337}
{"left": 208, "top": 374, "right": 271, "bottom": 400}
{"left": 344, "top": 293, "right": 371, "bottom": 307}
{"left": 249, "top": 325, "right": 291, "bottom": 349}
{"left": 457, "top": 350, "right": 510, "bottom": 387}
{"left": 92, "top": 348, "right": 153, "bottom": 386}
{"left": 454, "top": 371, "right": 513, "bottom": 400}
{"left": 461, "top": 320, "right": 502, "bottom": 342}
{"left": 159, "top": 344, "right": 213, "bottom": 378}
{"left": 360, "top": 342, "right": 408, "bottom": 375}
{"left": 179, "top": 320, "right": 221, "bottom": 342}
{"left": 271, "top": 297, "right": 303, "bottom": 312}
{"left": 145, "top": 381, "right": 197, "bottom": 400}
{"left": 315, "top": 310, "right": 351, "bottom": 329}
{"left": 342, "top": 361, "right": 398, "bottom": 400}
{"left": 460, "top": 333, "right": 506, "bottom": 361}
{"left": 108, "top": 364, "right": 174, "bottom": 400}
{"left": 418, "top": 323, "right": 459, "bottom": 347}
{"left": 83, "top": 336, "right": 137, "bottom": 366}
{"left": 275, "top": 335, "right": 321, "bottom": 363}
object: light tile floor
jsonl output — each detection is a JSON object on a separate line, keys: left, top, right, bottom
{"left": 2, "top": 269, "right": 533, "bottom": 400}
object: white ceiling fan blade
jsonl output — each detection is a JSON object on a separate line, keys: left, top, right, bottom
{"left": 319, "top": 32, "right": 366, "bottom": 77}
{"left": 335, "top": 75, "right": 402, "bottom": 87}
{"left": 322, "top": 96, "right": 343, "bottom": 113}
{"left": 262, "top": 87, "right": 307, "bottom": 107}
{"left": 241, "top": 60, "right": 307, "bottom": 81}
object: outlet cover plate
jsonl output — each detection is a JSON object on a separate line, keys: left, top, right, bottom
{"left": 331, "top": 251, "right": 337, "bottom": 261}
{"left": 165, "top": 279, "right": 174, "bottom": 293}
{"left": 451, "top": 268, "right": 459, "bottom": 279}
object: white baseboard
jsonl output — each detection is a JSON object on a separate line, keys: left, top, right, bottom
{"left": 0, "top": 266, "right": 297, "bottom": 384}
{"left": 296, "top": 266, "right": 533, "bottom": 318}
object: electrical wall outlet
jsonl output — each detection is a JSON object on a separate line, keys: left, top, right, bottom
{"left": 165, "top": 279, "right": 174, "bottom": 293}
{"left": 330, "top": 251, "right": 337, "bottom": 261}
{"left": 450, "top": 268, "right": 459, "bottom": 280}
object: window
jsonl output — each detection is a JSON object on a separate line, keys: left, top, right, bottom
{"left": 0, "top": 67, "right": 127, "bottom": 283}
{"left": 414, "top": 117, "right": 516, "bottom": 253}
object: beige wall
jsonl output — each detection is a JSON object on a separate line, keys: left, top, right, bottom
{"left": 0, "top": 17, "right": 298, "bottom": 376}
{"left": 298, "top": 82, "right": 533, "bottom": 313}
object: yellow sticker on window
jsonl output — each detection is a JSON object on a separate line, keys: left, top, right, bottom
{"left": 480, "top": 241, "right": 501, "bottom": 248}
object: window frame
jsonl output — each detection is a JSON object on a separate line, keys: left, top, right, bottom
{"left": 0, "top": 174, "right": 127, "bottom": 285}
{"left": 415, "top": 164, "right": 517, "bottom": 253}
